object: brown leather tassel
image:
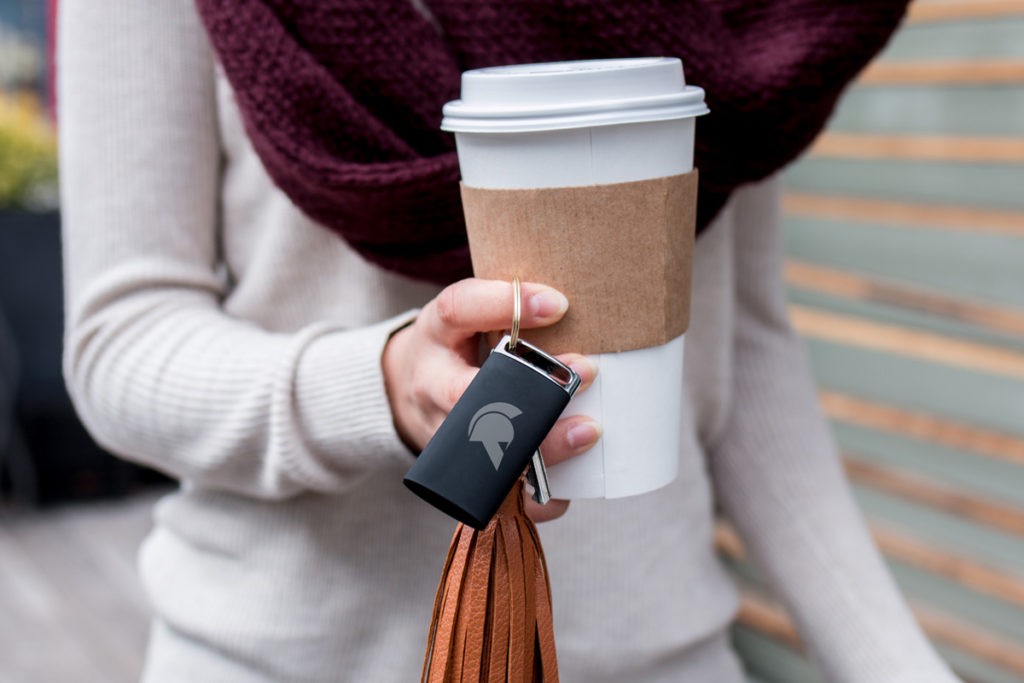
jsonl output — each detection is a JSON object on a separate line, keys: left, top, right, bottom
{"left": 422, "top": 479, "right": 558, "bottom": 683}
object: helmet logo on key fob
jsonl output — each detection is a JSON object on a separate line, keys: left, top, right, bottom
{"left": 468, "top": 402, "right": 523, "bottom": 470}
{"left": 404, "top": 335, "right": 581, "bottom": 529}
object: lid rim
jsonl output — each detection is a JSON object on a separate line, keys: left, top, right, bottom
{"left": 468, "top": 56, "right": 677, "bottom": 78}
{"left": 443, "top": 87, "right": 705, "bottom": 119}
{"left": 443, "top": 57, "right": 708, "bottom": 134}
{"left": 442, "top": 104, "right": 709, "bottom": 134}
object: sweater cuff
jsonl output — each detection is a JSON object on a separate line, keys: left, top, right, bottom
{"left": 288, "top": 310, "right": 420, "bottom": 491}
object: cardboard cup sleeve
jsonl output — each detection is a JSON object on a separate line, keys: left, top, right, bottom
{"left": 461, "top": 170, "right": 698, "bottom": 355}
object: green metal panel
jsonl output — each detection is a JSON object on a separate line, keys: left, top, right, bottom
{"left": 732, "top": 628, "right": 825, "bottom": 683}
{"left": 785, "top": 159, "right": 1024, "bottom": 212}
{"left": 787, "top": 287, "right": 1024, "bottom": 354}
{"left": 886, "top": 562, "right": 1024, "bottom": 643}
{"left": 731, "top": 7, "right": 1024, "bottom": 682}
{"left": 783, "top": 216, "right": 1024, "bottom": 310}
{"left": 837, "top": 425, "right": 1024, "bottom": 509}
{"left": 805, "top": 340, "right": 1024, "bottom": 436}
{"left": 832, "top": 86, "right": 1024, "bottom": 137}
{"left": 880, "top": 18, "right": 1024, "bottom": 61}
{"left": 852, "top": 487, "right": 1024, "bottom": 572}
{"left": 938, "top": 647, "right": 1024, "bottom": 683}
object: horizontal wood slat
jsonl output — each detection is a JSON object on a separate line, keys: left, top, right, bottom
{"left": 843, "top": 457, "right": 1024, "bottom": 537}
{"left": 717, "top": 525, "right": 1024, "bottom": 676}
{"left": 784, "top": 261, "right": 1024, "bottom": 339}
{"left": 859, "top": 61, "right": 1024, "bottom": 85}
{"left": 718, "top": 520, "right": 1024, "bottom": 610}
{"left": 774, "top": 9, "right": 1024, "bottom": 682}
{"left": 736, "top": 590, "right": 802, "bottom": 651}
{"left": 809, "top": 133, "right": 1024, "bottom": 164}
{"left": 782, "top": 192, "right": 1024, "bottom": 238}
{"left": 871, "top": 523, "right": 1024, "bottom": 608}
{"left": 906, "top": 0, "right": 1024, "bottom": 24}
{"left": 735, "top": 589, "right": 1019, "bottom": 680}
{"left": 821, "top": 391, "right": 1024, "bottom": 466}
{"left": 915, "top": 604, "right": 1024, "bottom": 676}
{"left": 790, "top": 306, "right": 1024, "bottom": 379}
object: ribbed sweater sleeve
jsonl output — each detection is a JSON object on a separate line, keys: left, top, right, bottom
{"left": 58, "top": 0, "right": 417, "bottom": 500}
{"left": 707, "top": 179, "right": 961, "bottom": 682}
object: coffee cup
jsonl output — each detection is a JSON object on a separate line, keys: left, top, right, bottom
{"left": 442, "top": 57, "right": 707, "bottom": 499}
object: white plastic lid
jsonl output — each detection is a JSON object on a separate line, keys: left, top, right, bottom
{"left": 441, "top": 57, "right": 708, "bottom": 134}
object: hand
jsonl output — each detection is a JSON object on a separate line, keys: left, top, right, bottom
{"left": 382, "top": 278, "right": 600, "bottom": 523}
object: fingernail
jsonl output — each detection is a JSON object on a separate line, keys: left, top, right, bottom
{"left": 530, "top": 290, "right": 569, "bottom": 319}
{"left": 566, "top": 421, "right": 601, "bottom": 450}
{"left": 569, "top": 356, "right": 598, "bottom": 379}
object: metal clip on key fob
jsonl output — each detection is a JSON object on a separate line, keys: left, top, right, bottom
{"left": 403, "top": 335, "right": 581, "bottom": 530}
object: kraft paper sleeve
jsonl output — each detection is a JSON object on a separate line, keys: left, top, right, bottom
{"left": 460, "top": 170, "right": 697, "bottom": 355}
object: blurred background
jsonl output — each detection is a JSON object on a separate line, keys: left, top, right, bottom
{"left": 0, "top": 0, "right": 165, "bottom": 510}
{"left": 723, "top": 2, "right": 1024, "bottom": 682}
{"left": 0, "top": 0, "right": 1022, "bottom": 682}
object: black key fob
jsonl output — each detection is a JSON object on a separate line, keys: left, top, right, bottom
{"left": 404, "top": 335, "right": 581, "bottom": 529}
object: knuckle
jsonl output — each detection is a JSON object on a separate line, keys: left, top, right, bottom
{"left": 434, "top": 285, "right": 461, "bottom": 329}
{"left": 411, "top": 378, "right": 432, "bottom": 405}
{"left": 443, "top": 376, "right": 467, "bottom": 409}
{"left": 408, "top": 363, "right": 436, "bottom": 403}
{"left": 410, "top": 380, "right": 433, "bottom": 411}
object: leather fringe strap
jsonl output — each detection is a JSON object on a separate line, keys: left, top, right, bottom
{"left": 422, "top": 479, "right": 558, "bottom": 682}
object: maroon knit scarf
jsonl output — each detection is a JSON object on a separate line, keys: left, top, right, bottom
{"left": 195, "top": 0, "right": 908, "bottom": 284}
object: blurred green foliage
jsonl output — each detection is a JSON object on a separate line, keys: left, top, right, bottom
{"left": 0, "top": 93, "right": 57, "bottom": 210}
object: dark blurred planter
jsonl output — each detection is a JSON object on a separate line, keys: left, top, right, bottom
{"left": 0, "top": 209, "right": 166, "bottom": 505}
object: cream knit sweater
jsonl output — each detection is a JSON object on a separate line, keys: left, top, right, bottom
{"left": 59, "top": 1, "right": 960, "bottom": 681}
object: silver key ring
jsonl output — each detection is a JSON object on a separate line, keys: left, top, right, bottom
{"left": 509, "top": 275, "right": 521, "bottom": 351}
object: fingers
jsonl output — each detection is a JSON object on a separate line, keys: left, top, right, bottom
{"left": 555, "top": 353, "right": 598, "bottom": 393}
{"left": 525, "top": 497, "right": 570, "bottom": 524}
{"left": 412, "top": 362, "right": 477, "bottom": 448}
{"left": 526, "top": 353, "right": 600, "bottom": 524}
{"left": 384, "top": 319, "right": 480, "bottom": 451}
{"left": 538, "top": 414, "right": 602, "bottom": 467}
{"left": 384, "top": 276, "right": 599, "bottom": 459}
{"left": 424, "top": 278, "right": 569, "bottom": 346}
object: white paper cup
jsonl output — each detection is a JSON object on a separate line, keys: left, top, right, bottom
{"left": 442, "top": 57, "right": 707, "bottom": 499}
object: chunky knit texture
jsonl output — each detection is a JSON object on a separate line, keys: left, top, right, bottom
{"left": 193, "top": 0, "right": 910, "bottom": 283}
